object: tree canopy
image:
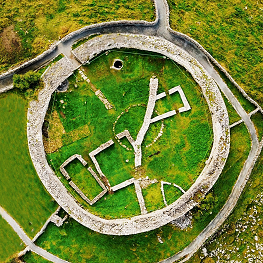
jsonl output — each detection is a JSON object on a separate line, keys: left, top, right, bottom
{"left": 13, "top": 71, "right": 41, "bottom": 91}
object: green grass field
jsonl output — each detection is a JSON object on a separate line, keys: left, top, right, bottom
{"left": 221, "top": 93, "right": 241, "bottom": 125}
{"left": 0, "top": 0, "right": 154, "bottom": 73}
{"left": 45, "top": 49, "right": 213, "bottom": 218}
{"left": 251, "top": 111, "right": 263, "bottom": 140}
{"left": 21, "top": 252, "right": 51, "bottom": 263}
{"left": 0, "top": 92, "right": 57, "bottom": 261}
{"left": 168, "top": 0, "right": 263, "bottom": 104}
{"left": 0, "top": 217, "right": 24, "bottom": 263}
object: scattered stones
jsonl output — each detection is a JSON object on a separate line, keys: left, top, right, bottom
{"left": 50, "top": 214, "right": 68, "bottom": 227}
{"left": 170, "top": 212, "right": 192, "bottom": 230}
{"left": 79, "top": 69, "right": 113, "bottom": 109}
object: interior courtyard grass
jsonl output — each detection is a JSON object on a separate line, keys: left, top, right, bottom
{"left": 45, "top": 49, "right": 213, "bottom": 218}
{"left": 168, "top": 0, "right": 263, "bottom": 104}
{"left": 65, "top": 159, "right": 105, "bottom": 200}
{"left": 0, "top": 92, "right": 57, "bottom": 262}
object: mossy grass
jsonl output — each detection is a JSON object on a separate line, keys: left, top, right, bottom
{"left": 45, "top": 49, "right": 213, "bottom": 218}
{"left": 215, "top": 65, "right": 256, "bottom": 113}
{"left": 21, "top": 252, "right": 51, "bottom": 263}
{"left": 168, "top": 0, "right": 263, "bottom": 104}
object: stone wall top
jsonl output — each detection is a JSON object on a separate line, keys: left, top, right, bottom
{"left": 27, "top": 33, "right": 230, "bottom": 235}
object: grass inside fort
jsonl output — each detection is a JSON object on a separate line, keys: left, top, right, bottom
{"left": 45, "top": 49, "right": 213, "bottom": 219}
{"left": 0, "top": 92, "right": 57, "bottom": 262}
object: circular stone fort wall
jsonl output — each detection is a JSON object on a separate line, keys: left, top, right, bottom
{"left": 27, "top": 33, "right": 230, "bottom": 235}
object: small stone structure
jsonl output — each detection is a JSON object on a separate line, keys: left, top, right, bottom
{"left": 60, "top": 154, "right": 107, "bottom": 205}
{"left": 151, "top": 84, "right": 191, "bottom": 123}
{"left": 60, "top": 154, "right": 87, "bottom": 180}
{"left": 57, "top": 79, "right": 69, "bottom": 92}
{"left": 95, "top": 90, "right": 113, "bottom": 110}
{"left": 27, "top": 33, "right": 230, "bottom": 235}
{"left": 50, "top": 214, "right": 68, "bottom": 227}
{"left": 169, "top": 86, "right": 191, "bottom": 113}
{"left": 111, "top": 59, "right": 123, "bottom": 70}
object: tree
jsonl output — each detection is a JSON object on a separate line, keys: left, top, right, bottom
{"left": 13, "top": 70, "right": 41, "bottom": 91}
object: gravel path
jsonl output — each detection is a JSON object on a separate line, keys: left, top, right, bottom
{"left": 0, "top": 206, "right": 69, "bottom": 263}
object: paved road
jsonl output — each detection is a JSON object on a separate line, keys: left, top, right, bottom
{"left": 0, "top": 0, "right": 262, "bottom": 262}
{"left": 0, "top": 206, "right": 69, "bottom": 263}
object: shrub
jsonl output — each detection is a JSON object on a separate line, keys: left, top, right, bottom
{"left": 13, "top": 70, "right": 41, "bottom": 91}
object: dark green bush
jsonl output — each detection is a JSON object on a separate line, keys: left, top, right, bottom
{"left": 13, "top": 70, "right": 41, "bottom": 91}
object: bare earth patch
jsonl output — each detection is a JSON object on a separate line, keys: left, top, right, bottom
{"left": 0, "top": 25, "right": 21, "bottom": 53}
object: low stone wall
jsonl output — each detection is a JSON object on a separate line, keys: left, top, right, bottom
{"left": 0, "top": 0, "right": 158, "bottom": 94}
{"left": 95, "top": 90, "right": 113, "bottom": 110}
{"left": 111, "top": 178, "right": 135, "bottom": 192}
{"left": 60, "top": 154, "right": 88, "bottom": 180}
{"left": 0, "top": 45, "right": 58, "bottom": 81}
{"left": 116, "top": 130, "right": 133, "bottom": 142}
{"left": 27, "top": 33, "right": 230, "bottom": 235}
{"left": 151, "top": 110, "right": 176, "bottom": 123}
{"left": 89, "top": 139, "right": 114, "bottom": 190}
{"left": 61, "top": 0, "right": 158, "bottom": 44}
